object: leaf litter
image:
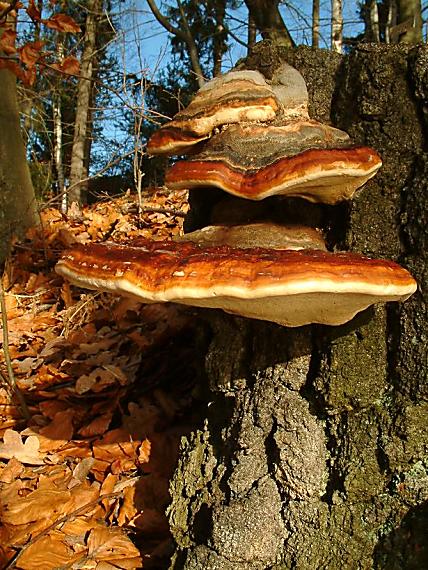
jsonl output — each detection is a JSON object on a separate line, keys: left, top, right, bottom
{"left": 0, "top": 189, "right": 207, "bottom": 568}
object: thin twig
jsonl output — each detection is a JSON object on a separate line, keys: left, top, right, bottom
{"left": 0, "top": 275, "right": 30, "bottom": 420}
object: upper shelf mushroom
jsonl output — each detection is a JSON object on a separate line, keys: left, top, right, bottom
{"left": 56, "top": 239, "right": 416, "bottom": 328}
{"left": 147, "top": 70, "right": 280, "bottom": 156}
{"left": 165, "top": 121, "right": 382, "bottom": 204}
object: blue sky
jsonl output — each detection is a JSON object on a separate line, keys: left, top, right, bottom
{"left": 122, "top": 1, "right": 365, "bottom": 76}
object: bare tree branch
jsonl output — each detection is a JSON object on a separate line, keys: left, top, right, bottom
{"left": 146, "top": 0, "right": 205, "bottom": 87}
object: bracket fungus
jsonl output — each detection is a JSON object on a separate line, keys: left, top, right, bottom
{"left": 175, "top": 222, "right": 327, "bottom": 251}
{"left": 55, "top": 240, "right": 416, "bottom": 328}
{"left": 57, "top": 63, "right": 417, "bottom": 328}
{"left": 165, "top": 122, "right": 382, "bottom": 204}
{"left": 147, "top": 70, "right": 280, "bottom": 156}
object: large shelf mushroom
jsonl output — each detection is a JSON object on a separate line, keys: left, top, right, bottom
{"left": 55, "top": 240, "right": 416, "bottom": 328}
{"left": 56, "top": 63, "right": 417, "bottom": 327}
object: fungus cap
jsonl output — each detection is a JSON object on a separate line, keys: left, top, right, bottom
{"left": 175, "top": 223, "right": 326, "bottom": 251}
{"left": 147, "top": 70, "right": 280, "bottom": 156}
{"left": 165, "top": 122, "right": 382, "bottom": 204}
{"left": 55, "top": 239, "right": 416, "bottom": 327}
{"left": 270, "top": 62, "right": 309, "bottom": 119}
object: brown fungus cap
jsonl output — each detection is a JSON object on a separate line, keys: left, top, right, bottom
{"left": 147, "top": 70, "right": 280, "bottom": 156}
{"left": 165, "top": 121, "right": 382, "bottom": 204}
{"left": 56, "top": 239, "right": 416, "bottom": 327}
{"left": 175, "top": 223, "right": 326, "bottom": 251}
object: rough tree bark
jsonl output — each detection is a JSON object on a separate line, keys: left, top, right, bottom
{"left": 0, "top": 68, "right": 38, "bottom": 263}
{"left": 167, "top": 43, "right": 428, "bottom": 569}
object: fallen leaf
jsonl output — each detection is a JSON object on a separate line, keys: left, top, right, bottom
{"left": 87, "top": 526, "right": 142, "bottom": 565}
{"left": 0, "top": 429, "right": 45, "bottom": 465}
{"left": 16, "top": 533, "right": 80, "bottom": 569}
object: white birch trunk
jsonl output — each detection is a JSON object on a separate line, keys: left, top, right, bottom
{"left": 370, "top": 0, "right": 380, "bottom": 42}
{"left": 331, "top": 0, "right": 343, "bottom": 53}
{"left": 53, "top": 95, "right": 66, "bottom": 212}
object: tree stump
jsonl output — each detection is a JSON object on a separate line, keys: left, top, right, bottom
{"left": 168, "top": 43, "right": 428, "bottom": 570}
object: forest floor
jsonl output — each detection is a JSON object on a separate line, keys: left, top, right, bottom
{"left": 0, "top": 188, "right": 200, "bottom": 569}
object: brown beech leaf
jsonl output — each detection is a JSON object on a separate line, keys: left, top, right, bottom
{"left": 0, "top": 29, "right": 17, "bottom": 54}
{"left": 87, "top": 526, "right": 142, "bottom": 566}
{"left": 44, "top": 13, "right": 81, "bottom": 33}
{"left": 138, "top": 439, "right": 151, "bottom": 464}
{"left": 51, "top": 54, "right": 80, "bottom": 75}
{"left": 0, "top": 58, "right": 35, "bottom": 85}
{"left": 19, "top": 40, "right": 45, "bottom": 68}
{"left": 26, "top": 0, "right": 42, "bottom": 22}
{"left": 0, "top": 429, "right": 45, "bottom": 465}
{"left": 15, "top": 533, "right": 80, "bottom": 570}
{"left": 1, "top": 488, "right": 73, "bottom": 525}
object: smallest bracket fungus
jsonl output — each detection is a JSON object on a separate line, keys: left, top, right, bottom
{"left": 56, "top": 239, "right": 417, "bottom": 328}
{"left": 147, "top": 70, "right": 280, "bottom": 156}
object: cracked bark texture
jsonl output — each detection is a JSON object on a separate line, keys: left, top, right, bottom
{"left": 168, "top": 44, "right": 428, "bottom": 570}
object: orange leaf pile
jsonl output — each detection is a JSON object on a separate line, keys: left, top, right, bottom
{"left": 0, "top": 188, "right": 202, "bottom": 569}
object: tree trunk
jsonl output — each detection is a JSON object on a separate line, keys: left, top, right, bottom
{"left": 244, "top": 0, "right": 294, "bottom": 46}
{"left": 395, "top": 0, "right": 423, "bottom": 43}
{"left": 53, "top": 93, "right": 66, "bottom": 212}
{"left": 68, "top": 0, "right": 101, "bottom": 206}
{"left": 247, "top": 12, "right": 256, "bottom": 54}
{"left": 167, "top": 43, "right": 428, "bottom": 570}
{"left": 364, "top": 0, "right": 381, "bottom": 42}
{"left": 331, "top": 0, "right": 343, "bottom": 52}
{"left": 212, "top": 0, "right": 226, "bottom": 77}
{"left": 0, "top": 68, "right": 38, "bottom": 263}
{"left": 146, "top": 0, "right": 205, "bottom": 87}
{"left": 312, "top": 0, "right": 320, "bottom": 48}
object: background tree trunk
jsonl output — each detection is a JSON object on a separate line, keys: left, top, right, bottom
{"left": 244, "top": 0, "right": 294, "bottom": 46}
{"left": 396, "top": 0, "right": 422, "bottom": 42}
{"left": 68, "top": 0, "right": 101, "bottom": 206}
{"left": 0, "top": 68, "right": 38, "bottom": 263}
{"left": 168, "top": 43, "right": 428, "bottom": 569}
{"left": 331, "top": 0, "right": 343, "bottom": 52}
{"left": 212, "top": 0, "right": 226, "bottom": 77}
{"left": 312, "top": 0, "right": 320, "bottom": 47}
